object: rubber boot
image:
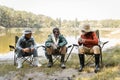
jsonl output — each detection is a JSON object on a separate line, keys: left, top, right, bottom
{"left": 94, "top": 54, "right": 100, "bottom": 73}
{"left": 61, "top": 54, "right": 66, "bottom": 69}
{"left": 47, "top": 55, "right": 53, "bottom": 67}
{"left": 33, "top": 57, "right": 42, "bottom": 67}
{"left": 78, "top": 54, "right": 85, "bottom": 72}
{"left": 17, "top": 58, "right": 23, "bottom": 69}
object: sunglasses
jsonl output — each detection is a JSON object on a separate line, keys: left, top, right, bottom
{"left": 81, "top": 30, "right": 86, "bottom": 33}
{"left": 53, "top": 30, "right": 59, "bottom": 34}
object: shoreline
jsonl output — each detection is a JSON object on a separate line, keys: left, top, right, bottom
{"left": 0, "top": 37, "right": 120, "bottom": 60}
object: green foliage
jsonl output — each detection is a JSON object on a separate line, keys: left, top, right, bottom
{"left": 0, "top": 5, "right": 55, "bottom": 28}
{"left": 1, "top": 5, "right": 120, "bottom": 28}
{"left": 100, "top": 19, "right": 120, "bottom": 28}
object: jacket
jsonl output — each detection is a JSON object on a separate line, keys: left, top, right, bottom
{"left": 45, "top": 34, "right": 67, "bottom": 47}
{"left": 78, "top": 32, "right": 98, "bottom": 48}
{"left": 16, "top": 35, "right": 37, "bottom": 51}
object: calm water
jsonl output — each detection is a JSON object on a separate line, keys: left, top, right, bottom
{"left": 0, "top": 28, "right": 77, "bottom": 53}
{"left": 0, "top": 36, "right": 120, "bottom": 60}
{"left": 0, "top": 31, "right": 48, "bottom": 53}
{"left": 1, "top": 28, "right": 120, "bottom": 60}
{"left": 0, "top": 28, "right": 119, "bottom": 54}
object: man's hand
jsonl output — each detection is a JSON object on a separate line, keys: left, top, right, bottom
{"left": 50, "top": 43, "right": 58, "bottom": 49}
{"left": 78, "top": 38, "right": 82, "bottom": 43}
{"left": 31, "top": 48, "right": 34, "bottom": 52}
{"left": 81, "top": 39, "right": 85, "bottom": 43}
{"left": 22, "top": 48, "right": 30, "bottom": 53}
{"left": 56, "top": 45, "right": 60, "bottom": 49}
{"left": 78, "top": 38, "right": 85, "bottom": 43}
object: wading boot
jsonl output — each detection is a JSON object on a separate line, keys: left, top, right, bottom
{"left": 94, "top": 54, "right": 100, "bottom": 73}
{"left": 78, "top": 54, "right": 85, "bottom": 72}
{"left": 47, "top": 55, "right": 53, "bottom": 67}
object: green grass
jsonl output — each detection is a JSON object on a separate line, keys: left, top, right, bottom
{"left": 89, "top": 46, "right": 120, "bottom": 80}
{"left": 103, "top": 46, "right": 120, "bottom": 66}
{"left": 74, "top": 46, "right": 120, "bottom": 80}
{"left": 90, "top": 66, "right": 120, "bottom": 80}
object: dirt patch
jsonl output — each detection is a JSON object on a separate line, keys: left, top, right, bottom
{"left": 0, "top": 67, "right": 98, "bottom": 80}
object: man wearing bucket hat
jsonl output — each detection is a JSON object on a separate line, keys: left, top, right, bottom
{"left": 45, "top": 27, "right": 67, "bottom": 69}
{"left": 16, "top": 29, "right": 41, "bottom": 68}
{"left": 78, "top": 23, "right": 100, "bottom": 73}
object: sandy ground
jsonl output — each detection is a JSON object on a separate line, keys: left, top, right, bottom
{"left": 0, "top": 68, "right": 96, "bottom": 80}
{"left": 0, "top": 60, "right": 97, "bottom": 80}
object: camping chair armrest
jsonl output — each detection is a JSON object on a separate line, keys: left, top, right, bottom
{"left": 99, "top": 41, "right": 109, "bottom": 49}
{"left": 73, "top": 44, "right": 79, "bottom": 47}
{"left": 67, "top": 45, "right": 72, "bottom": 48}
{"left": 39, "top": 45, "right": 72, "bottom": 49}
{"left": 40, "top": 45, "right": 46, "bottom": 48}
{"left": 36, "top": 45, "right": 46, "bottom": 49}
{"left": 103, "top": 41, "right": 109, "bottom": 45}
{"left": 9, "top": 45, "right": 15, "bottom": 51}
{"left": 35, "top": 45, "right": 46, "bottom": 51}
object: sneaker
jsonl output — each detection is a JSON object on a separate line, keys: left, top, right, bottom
{"left": 37, "top": 63, "right": 42, "bottom": 67}
{"left": 61, "top": 62, "right": 66, "bottom": 69}
{"left": 47, "top": 62, "right": 53, "bottom": 67}
{"left": 17, "top": 65, "right": 22, "bottom": 69}
{"left": 78, "top": 66, "right": 84, "bottom": 72}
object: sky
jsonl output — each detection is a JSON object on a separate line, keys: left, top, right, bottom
{"left": 0, "top": 0, "right": 120, "bottom": 20}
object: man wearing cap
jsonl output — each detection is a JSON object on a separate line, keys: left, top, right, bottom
{"left": 45, "top": 27, "right": 67, "bottom": 69}
{"left": 78, "top": 23, "right": 100, "bottom": 73}
{"left": 16, "top": 29, "right": 41, "bottom": 68}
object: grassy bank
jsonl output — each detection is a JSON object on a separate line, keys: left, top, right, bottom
{"left": 84, "top": 46, "right": 120, "bottom": 80}
{"left": 0, "top": 46, "right": 120, "bottom": 80}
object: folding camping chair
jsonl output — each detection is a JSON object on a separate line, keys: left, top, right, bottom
{"left": 9, "top": 36, "right": 34, "bottom": 66}
{"left": 42, "top": 45, "right": 72, "bottom": 65}
{"left": 71, "top": 30, "right": 108, "bottom": 66}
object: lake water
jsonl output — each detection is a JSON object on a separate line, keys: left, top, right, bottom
{"left": 1, "top": 28, "right": 120, "bottom": 60}
{"left": 0, "top": 36, "right": 119, "bottom": 60}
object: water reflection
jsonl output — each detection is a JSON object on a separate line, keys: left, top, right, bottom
{"left": 0, "top": 36, "right": 120, "bottom": 60}
{"left": 0, "top": 28, "right": 78, "bottom": 53}
{"left": 0, "top": 28, "right": 119, "bottom": 55}
{"left": 0, "top": 30, "right": 48, "bottom": 53}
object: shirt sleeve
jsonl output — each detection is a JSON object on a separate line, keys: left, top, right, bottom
{"left": 59, "top": 35, "right": 67, "bottom": 47}
{"left": 45, "top": 35, "right": 53, "bottom": 47}
{"left": 16, "top": 37, "right": 23, "bottom": 51}
{"left": 31, "top": 37, "right": 37, "bottom": 49}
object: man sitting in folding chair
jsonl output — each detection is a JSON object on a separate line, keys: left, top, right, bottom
{"left": 45, "top": 27, "right": 67, "bottom": 69}
{"left": 78, "top": 23, "right": 100, "bottom": 73}
{"left": 16, "top": 29, "right": 41, "bottom": 68}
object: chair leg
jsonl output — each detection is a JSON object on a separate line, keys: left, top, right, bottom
{"left": 14, "top": 53, "right": 17, "bottom": 66}
{"left": 78, "top": 54, "right": 85, "bottom": 72}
